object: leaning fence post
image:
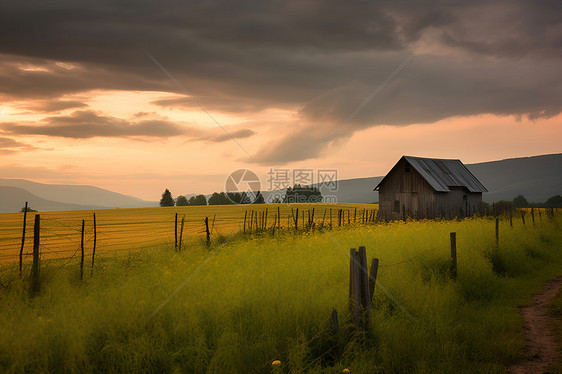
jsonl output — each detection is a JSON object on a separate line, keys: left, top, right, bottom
{"left": 174, "top": 213, "right": 178, "bottom": 249}
{"left": 91, "top": 212, "right": 97, "bottom": 275}
{"left": 531, "top": 207, "right": 535, "bottom": 226}
{"left": 80, "top": 219, "right": 85, "bottom": 280}
{"left": 178, "top": 215, "right": 185, "bottom": 251}
{"left": 19, "top": 201, "right": 28, "bottom": 277}
{"left": 521, "top": 210, "right": 526, "bottom": 227}
{"left": 205, "top": 217, "right": 210, "bottom": 247}
{"left": 450, "top": 232, "right": 457, "bottom": 279}
{"left": 30, "top": 214, "right": 40, "bottom": 296}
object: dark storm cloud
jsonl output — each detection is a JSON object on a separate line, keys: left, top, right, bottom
{"left": 0, "top": 111, "right": 187, "bottom": 138}
{"left": 0, "top": 136, "right": 37, "bottom": 154}
{"left": 204, "top": 128, "right": 255, "bottom": 143}
{"left": 0, "top": 110, "right": 256, "bottom": 141}
{"left": 18, "top": 100, "right": 88, "bottom": 113}
{"left": 0, "top": 0, "right": 561, "bottom": 162}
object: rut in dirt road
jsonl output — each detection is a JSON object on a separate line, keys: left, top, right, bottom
{"left": 510, "top": 276, "right": 562, "bottom": 374}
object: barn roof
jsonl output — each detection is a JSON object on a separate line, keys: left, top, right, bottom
{"left": 374, "top": 156, "right": 488, "bottom": 193}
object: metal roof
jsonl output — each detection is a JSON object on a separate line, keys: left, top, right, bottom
{"left": 374, "top": 156, "right": 488, "bottom": 193}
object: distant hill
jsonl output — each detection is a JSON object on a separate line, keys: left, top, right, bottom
{"left": 0, "top": 179, "right": 158, "bottom": 212}
{"left": 1, "top": 153, "right": 559, "bottom": 213}
{"left": 467, "top": 153, "right": 562, "bottom": 202}
{"left": 0, "top": 186, "right": 108, "bottom": 213}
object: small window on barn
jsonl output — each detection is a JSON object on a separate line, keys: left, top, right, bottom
{"left": 393, "top": 200, "right": 400, "bottom": 213}
{"left": 405, "top": 165, "right": 411, "bottom": 173}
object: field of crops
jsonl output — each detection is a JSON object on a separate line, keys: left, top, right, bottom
{"left": 0, "top": 203, "right": 375, "bottom": 263}
{"left": 0, "top": 207, "right": 560, "bottom": 373}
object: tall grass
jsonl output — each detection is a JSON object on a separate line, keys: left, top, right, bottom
{"left": 0, "top": 214, "right": 560, "bottom": 373}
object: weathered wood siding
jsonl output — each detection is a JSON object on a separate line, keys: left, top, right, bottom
{"left": 378, "top": 158, "right": 483, "bottom": 220}
{"left": 378, "top": 158, "right": 435, "bottom": 220}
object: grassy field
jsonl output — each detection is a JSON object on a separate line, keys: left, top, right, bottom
{"left": 0, "top": 203, "right": 375, "bottom": 263}
{"left": 0, "top": 207, "right": 560, "bottom": 373}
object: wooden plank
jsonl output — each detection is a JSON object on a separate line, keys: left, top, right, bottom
{"left": 369, "top": 258, "right": 379, "bottom": 302}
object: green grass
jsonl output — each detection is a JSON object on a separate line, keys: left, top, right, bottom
{"left": 0, "top": 212, "right": 560, "bottom": 373}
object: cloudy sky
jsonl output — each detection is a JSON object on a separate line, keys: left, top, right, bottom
{"left": 1, "top": 0, "right": 561, "bottom": 200}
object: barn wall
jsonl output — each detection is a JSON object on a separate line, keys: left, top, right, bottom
{"left": 434, "top": 188, "right": 483, "bottom": 218}
{"left": 378, "top": 158, "right": 435, "bottom": 220}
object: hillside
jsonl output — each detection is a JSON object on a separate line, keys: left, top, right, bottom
{"left": 466, "top": 153, "right": 562, "bottom": 202}
{"left": 0, "top": 186, "right": 108, "bottom": 213}
{"left": 0, "top": 179, "right": 157, "bottom": 210}
{"left": 1, "top": 154, "right": 560, "bottom": 212}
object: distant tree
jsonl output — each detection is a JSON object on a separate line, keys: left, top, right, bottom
{"left": 160, "top": 189, "right": 175, "bottom": 207}
{"left": 176, "top": 195, "right": 188, "bottom": 206}
{"left": 283, "top": 184, "right": 323, "bottom": 203}
{"left": 253, "top": 191, "right": 265, "bottom": 204}
{"left": 512, "top": 195, "right": 529, "bottom": 208}
{"left": 208, "top": 192, "right": 222, "bottom": 205}
{"left": 240, "top": 191, "right": 252, "bottom": 204}
{"left": 20, "top": 206, "right": 37, "bottom": 212}
{"left": 545, "top": 195, "right": 562, "bottom": 208}
{"left": 227, "top": 192, "right": 242, "bottom": 204}
{"left": 191, "top": 194, "right": 207, "bottom": 206}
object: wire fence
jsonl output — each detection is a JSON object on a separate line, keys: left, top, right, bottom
{"left": 0, "top": 206, "right": 558, "bottom": 273}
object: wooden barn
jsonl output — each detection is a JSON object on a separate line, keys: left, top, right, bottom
{"left": 374, "top": 156, "right": 487, "bottom": 220}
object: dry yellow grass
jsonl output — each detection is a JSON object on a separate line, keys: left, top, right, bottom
{"left": 0, "top": 203, "right": 377, "bottom": 263}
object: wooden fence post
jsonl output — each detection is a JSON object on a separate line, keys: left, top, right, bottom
{"left": 531, "top": 207, "right": 535, "bottom": 226}
{"left": 205, "top": 217, "right": 210, "bottom": 247}
{"left": 450, "top": 232, "right": 457, "bottom": 279}
{"left": 243, "top": 210, "right": 247, "bottom": 234}
{"left": 349, "top": 246, "right": 372, "bottom": 330}
{"left": 509, "top": 209, "right": 513, "bottom": 227}
{"left": 178, "top": 215, "right": 185, "bottom": 251}
{"left": 30, "top": 214, "right": 40, "bottom": 296}
{"left": 277, "top": 206, "right": 281, "bottom": 230}
{"left": 91, "top": 212, "right": 97, "bottom": 275}
{"left": 349, "top": 248, "right": 361, "bottom": 328}
{"left": 521, "top": 210, "right": 526, "bottom": 227}
{"left": 174, "top": 213, "right": 178, "bottom": 250}
{"left": 80, "top": 219, "right": 85, "bottom": 280}
{"left": 19, "top": 201, "right": 28, "bottom": 277}
{"left": 295, "top": 208, "right": 299, "bottom": 231}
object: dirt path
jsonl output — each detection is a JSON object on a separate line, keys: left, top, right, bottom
{"left": 510, "top": 276, "right": 562, "bottom": 374}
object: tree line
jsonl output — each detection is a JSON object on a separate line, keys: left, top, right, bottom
{"left": 489, "top": 194, "right": 562, "bottom": 211}
{"left": 159, "top": 185, "right": 324, "bottom": 207}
